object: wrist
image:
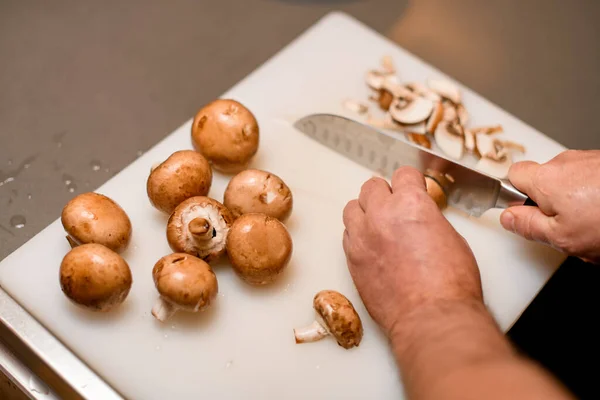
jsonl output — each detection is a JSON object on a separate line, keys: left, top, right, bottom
{"left": 389, "top": 299, "right": 516, "bottom": 392}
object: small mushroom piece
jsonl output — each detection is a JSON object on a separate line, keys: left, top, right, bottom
{"left": 226, "top": 213, "right": 293, "bottom": 285}
{"left": 456, "top": 103, "right": 469, "bottom": 125}
{"left": 146, "top": 150, "right": 213, "bottom": 214}
{"left": 464, "top": 129, "right": 476, "bottom": 153}
{"left": 375, "top": 89, "right": 394, "bottom": 111}
{"left": 342, "top": 99, "right": 369, "bottom": 115}
{"left": 434, "top": 121, "right": 465, "bottom": 160}
{"left": 397, "top": 121, "right": 427, "bottom": 135}
{"left": 365, "top": 70, "right": 389, "bottom": 90}
{"left": 405, "top": 82, "right": 441, "bottom": 102}
{"left": 425, "top": 101, "right": 444, "bottom": 134}
{"left": 61, "top": 192, "right": 132, "bottom": 253}
{"left": 223, "top": 169, "right": 293, "bottom": 221}
{"left": 191, "top": 99, "right": 259, "bottom": 174}
{"left": 406, "top": 133, "right": 431, "bottom": 149}
{"left": 475, "top": 152, "right": 513, "bottom": 179}
{"left": 59, "top": 243, "right": 132, "bottom": 311}
{"left": 389, "top": 96, "right": 434, "bottom": 125}
{"left": 293, "top": 290, "right": 363, "bottom": 349}
{"left": 167, "top": 196, "right": 234, "bottom": 263}
{"left": 380, "top": 54, "right": 395, "bottom": 74}
{"left": 151, "top": 253, "right": 218, "bottom": 322}
{"left": 427, "top": 78, "right": 461, "bottom": 104}
{"left": 470, "top": 125, "right": 504, "bottom": 135}
{"left": 442, "top": 101, "right": 458, "bottom": 121}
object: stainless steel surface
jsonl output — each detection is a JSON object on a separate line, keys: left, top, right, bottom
{"left": 294, "top": 113, "right": 527, "bottom": 217}
{"left": 1, "top": 0, "right": 600, "bottom": 398}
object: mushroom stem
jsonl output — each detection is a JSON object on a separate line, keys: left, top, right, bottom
{"left": 151, "top": 297, "right": 177, "bottom": 322}
{"left": 65, "top": 235, "right": 81, "bottom": 249}
{"left": 294, "top": 320, "right": 329, "bottom": 344}
{"left": 189, "top": 217, "right": 213, "bottom": 241}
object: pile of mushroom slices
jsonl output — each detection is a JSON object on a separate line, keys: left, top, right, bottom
{"left": 57, "top": 98, "right": 364, "bottom": 350}
{"left": 342, "top": 55, "right": 527, "bottom": 180}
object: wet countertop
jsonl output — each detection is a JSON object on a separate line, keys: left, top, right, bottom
{"left": 1, "top": 0, "right": 599, "bottom": 398}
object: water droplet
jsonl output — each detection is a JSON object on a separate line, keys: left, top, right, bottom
{"left": 0, "top": 176, "right": 15, "bottom": 187}
{"left": 63, "top": 174, "right": 73, "bottom": 185}
{"left": 27, "top": 194, "right": 32, "bottom": 200}
{"left": 137, "top": 150, "right": 144, "bottom": 157}
{"left": 225, "top": 360, "right": 233, "bottom": 369}
{"left": 90, "top": 160, "right": 102, "bottom": 171}
{"left": 10, "top": 215, "right": 26, "bottom": 229}
{"left": 155, "top": 345, "right": 161, "bottom": 351}
{"left": 69, "top": 186, "right": 76, "bottom": 193}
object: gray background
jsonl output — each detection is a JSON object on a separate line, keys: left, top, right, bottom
{"left": 1, "top": 0, "right": 600, "bottom": 398}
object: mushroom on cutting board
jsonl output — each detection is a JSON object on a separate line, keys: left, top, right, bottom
{"left": 151, "top": 253, "right": 218, "bottom": 322}
{"left": 223, "top": 169, "right": 293, "bottom": 221}
{"left": 226, "top": 213, "right": 293, "bottom": 285}
{"left": 191, "top": 99, "right": 259, "bottom": 174}
{"left": 424, "top": 169, "right": 453, "bottom": 210}
{"left": 434, "top": 121, "right": 464, "bottom": 160}
{"left": 389, "top": 96, "right": 434, "bottom": 125}
{"left": 427, "top": 78, "right": 461, "bottom": 105}
{"left": 146, "top": 150, "right": 213, "bottom": 214}
{"left": 61, "top": 192, "right": 132, "bottom": 253}
{"left": 293, "top": 290, "right": 363, "bottom": 349}
{"left": 59, "top": 243, "right": 132, "bottom": 311}
{"left": 167, "top": 196, "right": 234, "bottom": 263}
{"left": 474, "top": 134, "right": 526, "bottom": 179}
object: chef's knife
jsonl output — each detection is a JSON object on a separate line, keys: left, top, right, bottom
{"left": 293, "top": 113, "right": 535, "bottom": 217}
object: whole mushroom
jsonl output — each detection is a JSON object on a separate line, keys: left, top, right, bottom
{"left": 226, "top": 213, "right": 293, "bottom": 285}
{"left": 146, "top": 150, "right": 213, "bottom": 214}
{"left": 61, "top": 192, "right": 132, "bottom": 253}
{"left": 191, "top": 99, "right": 259, "bottom": 174}
{"left": 151, "top": 253, "right": 218, "bottom": 322}
{"left": 59, "top": 243, "right": 132, "bottom": 311}
{"left": 293, "top": 290, "right": 363, "bottom": 349}
{"left": 167, "top": 196, "right": 234, "bottom": 263}
{"left": 223, "top": 169, "right": 293, "bottom": 221}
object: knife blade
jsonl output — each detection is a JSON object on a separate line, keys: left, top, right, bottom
{"left": 293, "top": 113, "right": 534, "bottom": 217}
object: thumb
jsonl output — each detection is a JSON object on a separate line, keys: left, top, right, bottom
{"left": 500, "top": 206, "right": 555, "bottom": 244}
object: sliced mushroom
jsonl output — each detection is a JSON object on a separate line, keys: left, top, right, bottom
{"left": 407, "top": 133, "right": 431, "bottom": 149}
{"left": 464, "top": 129, "right": 476, "bottom": 152}
{"left": 381, "top": 77, "right": 415, "bottom": 99}
{"left": 60, "top": 243, "right": 132, "bottom": 311}
{"left": 226, "top": 213, "right": 293, "bottom": 285}
{"left": 166, "top": 196, "right": 234, "bottom": 263}
{"left": 151, "top": 253, "right": 218, "bottom": 322}
{"left": 442, "top": 101, "right": 458, "bottom": 121}
{"left": 470, "top": 125, "right": 504, "bottom": 135}
{"left": 456, "top": 103, "right": 469, "bottom": 125}
{"left": 342, "top": 99, "right": 369, "bottom": 115}
{"left": 146, "top": 150, "right": 213, "bottom": 214}
{"left": 405, "top": 81, "right": 441, "bottom": 102}
{"left": 376, "top": 90, "right": 394, "bottom": 111}
{"left": 389, "top": 96, "right": 434, "bottom": 125}
{"left": 61, "top": 192, "right": 132, "bottom": 253}
{"left": 381, "top": 54, "right": 395, "bottom": 74}
{"left": 191, "top": 99, "right": 259, "bottom": 174}
{"left": 398, "top": 121, "right": 427, "bottom": 135}
{"left": 365, "top": 70, "right": 391, "bottom": 90}
{"left": 425, "top": 101, "right": 444, "bottom": 134}
{"left": 293, "top": 290, "right": 363, "bottom": 349}
{"left": 427, "top": 78, "right": 461, "bottom": 104}
{"left": 223, "top": 169, "right": 293, "bottom": 221}
{"left": 434, "top": 121, "right": 464, "bottom": 160}
{"left": 424, "top": 169, "right": 453, "bottom": 210}
{"left": 475, "top": 152, "right": 513, "bottom": 179}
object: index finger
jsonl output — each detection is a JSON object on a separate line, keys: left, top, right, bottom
{"left": 391, "top": 166, "right": 427, "bottom": 193}
{"left": 507, "top": 161, "right": 543, "bottom": 201}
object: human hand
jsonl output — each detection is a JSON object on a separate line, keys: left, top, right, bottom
{"left": 500, "top": 150, "right": 600, "bottom": 264}
{"left": 342, "top": 166, "right": 483, "bottom": 338}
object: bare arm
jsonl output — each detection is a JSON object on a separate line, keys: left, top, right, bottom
{"left": 390, "top": 301, "right": 573, "bottom": 400}
{"left": 342, "top": 166, "right": 575, "bottom": 400}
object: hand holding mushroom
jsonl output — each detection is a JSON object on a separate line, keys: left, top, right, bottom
{"left": 500, "top": 150, "right": 600, "bottom": 264}
{"left": 342, "top": 166, "right": 483, "bottom": 338}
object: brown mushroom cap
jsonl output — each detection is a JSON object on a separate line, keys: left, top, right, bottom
{"left": 226, "top": 213, "right": 293, "bottom": 285}
{"left": 146, "top": 150, "right": 213, "bottom": 214}
{"left": 152, "top": 253, "right": 218, "bottom": 312}
{"left": 223, "top": 169, "right": 293, "bottom": 221}
{"left": 167, "top": 196, "right": 234, "bottom": 263}
{"left": 61, "top": 192, "right": 132, "bottom": 253}
{"left": 59, "top": 243, "right": 132, "bottom": 311}
{"left": 313, "top": 290, "right": 363, "bottom": 349}
{"left": 191, "top": 99, "right": 259, "bottom": 174}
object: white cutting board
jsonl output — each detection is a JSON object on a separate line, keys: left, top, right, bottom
{"left": 0, "top": 11, "right": 568, "bottom": 400}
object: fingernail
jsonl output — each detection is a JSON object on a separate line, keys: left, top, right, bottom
{"left": 500, "top": 211, "right": 515, "bottom": 232}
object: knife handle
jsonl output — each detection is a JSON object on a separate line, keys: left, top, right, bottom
{"left": 524, "top": 197, "right": 538, "bottom": 207}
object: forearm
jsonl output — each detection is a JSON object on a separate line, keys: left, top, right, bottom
{"left": 390, "top": 300, "right": 574, "bottom": 400}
